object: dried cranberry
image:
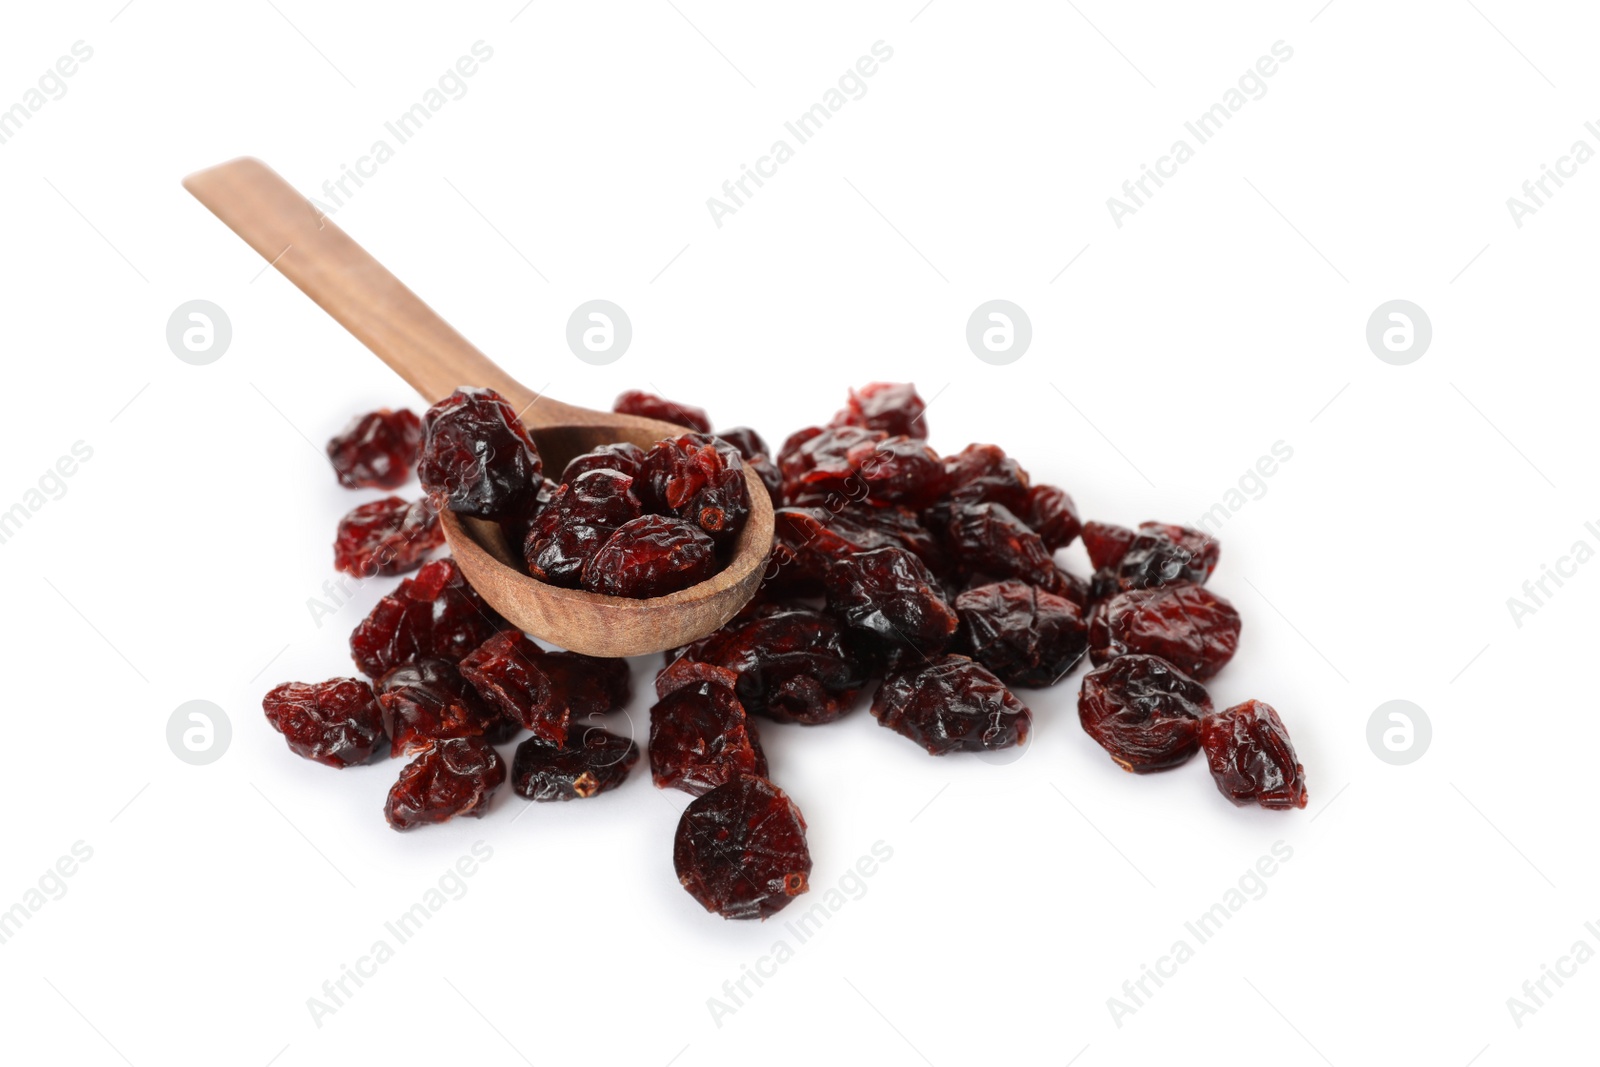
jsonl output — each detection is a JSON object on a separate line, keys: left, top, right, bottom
{"left": 385, "top": 736, "right": 506, "bottom": 831}
{"left": 777, "top": 424, "right": 884, "bottom": 507}
{"left": 582, "top": 515, "right": 718, "bottom": 598}
{"left": 1088, "top": 582, "right": 1241, "bottom": 680}
{"left": 1201, "top": 700, "right": 1308, "bottom": 809}
{"left": 561, "top": 441, "right": 647, "bottom": 483}
{"left": 871, "top": 654, "right": 1031, "bottom": 756}
{"left": 940, "top": 443, "right": 1031, "bottom": 513}
{"left": 614, "top": 389, "right": 712, "bottom": 434}
{"left": 262, "top": 678, "right": 386, "bottom": 768}
{"left": 845, "top": 435, "right": 949, "bottom": 509}
{"left": 955, "top": 580, "right": 1088, "bottom": 687}
{"left": 376, "top": 658, "right": 512, "bottom": 757}
{"left": 944, "top": 503, "right": 1060, "bottom": 589}
{"left": 511, "top": 727, "right": 638, "bottom": 802}
{"left": 459, "top": 630, "right": 630, "bottom": 744}
{"left": 829, "top": 382, "right": 928, "bottom": 439}
{"left": 717, "top": 428, "right": 782, "bottom": 506}
{"left": 1082, "top": 521, "right": 1136, "bottom": 570}
{"left": 523, "top": 469, "right": 643, "bottom": 587}
{"left": 673, "top": 775, "right": 811, "bottom": 920}
{"left": 349, "top": 558, "right": 504, "bottom": 677}
{"left": 649, "top": 680, "right": 769, "bottom": 794}
{"left": 1115, "top": 523, "right": 1220, "bottom": 590}
{"left": 660, "top": 603, "right": 868, "bottom": 725}
{"left": 418, "top": 387, "right": 541, "bottom": 519}
{"left": 714, "top": 427, "right": 770, "bottom": 462}
{"left": 639, "top": 433, "right": 751, "bottom": 545}
{"left": 767, "top": 505, "right": 948, "bottom": 598}
{"left": 1025, "top": 484, "right": 1081, "bottom": 552}
{"left": 333, "top": 496, "right": 443, "bottom": 578}
{"left": 823, "top": 545, "right": 958, "bottom": 656}
{"left": 327, "top": 408, "right": 422, "bottom": 490}
{"left": 1078, "top": 655, "right": 1210, "bottom": 772}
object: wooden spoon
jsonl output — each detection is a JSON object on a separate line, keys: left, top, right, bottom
{"left": 183, "top": 157, "right": 773, "bottom": 657}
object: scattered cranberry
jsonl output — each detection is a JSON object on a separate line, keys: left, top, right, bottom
{"left": 944, "top": 502, "right": 1060, "bottom": 589}
{"left": 376, "top": 657, "right": 513, "bottom": 757}
{"left": 1089, "top": 582, "right": 1241, "bottom": 680}
{"left": 327, "top": 408, "right": 422, "bottom": 490}
{"left": 582, "top": 515, "right": 718, "bottom": 598}
{"left": 1103, "top": 522, "right": 1221, "bottom": 594}
{"left": 511, "top": 727, "right": 638, "bottom": 802}
{"left": 829, "top": 382, "right": 928, "bottom": 438}
{"left": 262, "top": 678, "right": 386, "bottom": 767}
{"left": 823, "top": 545, "right": 959, "bottom": 657}
{"left": 941, "top": 443, "right": 1032, "bottom": 513}
{"left": 871, "top": 654, "right": 1031, "bottom": 756}
{"left": 614, "top": 389, "right": 712, "bottom": 433}
{"left": 649, "top": 679, "right": 768, "bottom": 795}
{"left": 418, "top": 387, "right": 542, "bottom": 520}
{"left": 349, "top": 557, "right": 504, "bottom": 678}
{"left": 1081, "top": 521, "right": 1136, "bottom": 570}
{"left": 523, "top": 469, "right": 644, "bottom": 587}
{"left": 674, "top": 775, "right": 811, "bottom": 920}
{"left": 385, "top": 736, "right": 506, "bottom": 831}
{"left": 1078, "top": 655, "right": 1210, "bottom": 772}
{"left": 562, "top": 442, "right": 647, "bottom": 484}
{"left": 459, "top": 630, "right": 629, "bottom": 744}
{"left": 639, "top": 433, "right": 751, "bottom": 545}
{"left": 333, "top": 496, "right": 443, "bottom": 577}
{"left": 1025, "top": 484, "right": 1081, "bottom": 552}
{"left": 956, "top": 579, "right": 1087, "bottom": 688}
{"left": 1200, "top": 700, "right": 1308, "bottom": 809}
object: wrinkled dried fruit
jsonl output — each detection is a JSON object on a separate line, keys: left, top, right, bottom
{"left": 1078, "top": 655, "right": 1210, "bottom": 772}
{"left": 717, "top": 427, "right": 782, "bottom": 505}
{"left": 823, "top": 545, "right": 958, "bottom": 655}
{"left": 829, "top": 382, "right": 927, "bottom": 439}
{"left": 1115, "top": 522, "right": 1220, "bottom": 590}
{"left": 333, "top": 496, "right": 443, "bottom": 577}
{"left": 1082, "top": 521, "right": 1136, "bottom": 570}
{"left": 1026, "top": 484, "right": 1081, "bottom": 552}
{"left": 845, "top": 435, "right": 948, "bottom": 508}
{"left": 1089, "top": 582, "right": 1241, "bottom": 680}
{"left": 377, "top": 658, "right": 513, "bottom": 757}
{"left": 660, "top": 603, "right": 867, "bottom": 725}
{"left": 327, "top": 408, "right": 423, "bottom": 490}
{"left": 561, "top": 441, "right": 647, "bottom": 483}
{"left": 1201, "top": 700, "right": 1307, "bottom": 809}
{"left": 418, "top": 387, "right": 541, "bottom": 519}
{"left": 767, "top": 505, "right": 947, "bottom": 598}
{"left": 649, "top": 680, "right": 768, "bottom": 794}
{"left": 262, "top": 678, "right": 386, "bottom": 768}
{"left": 955, "top": 580, "right": 1088, "bottom": 687}
{"left": 511, "top": 727, "right": 638, "bottom": 802}
{"left": 944, "top": 503, "right": 1060, "bottom": 589}
{"left": 640, "top": 433, "right": 751, "bottom": 544}
{"left": 349, "top": 558, "right": 505, "bottom": 678}
{"left": 871, "top": 655, "right": 1031, "bottom": 755}
{"left": 614, "top": 389, "right": 712, "bottom": 434}
{"left": 940, "top": 443, "right": 1031, "bottom": 513}
{"left": 582, "top": 515, "right": 718, "bottom": 598}
{"left": 674, "top": 775, "right": 811, "bottom": 920}
{"left": 385, "top": 736, "right": 506, "bottom": 831}
{"left": 523, "top": 469, "right": 644, "bottom": 587}
{"left": 459, "top": 630, "right": 629, "bottom": 744}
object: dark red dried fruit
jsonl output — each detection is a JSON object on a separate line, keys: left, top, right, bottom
{"left": 1078, "top": 655, "right": 1211, "bottom": 772}
{"left": 660, "top": 603, "right": 867, "bottom": 725}
{"left": 823, "top": 545, "right": 959, "bottom": 655}
{"left": 1089, "top": 583, "right": 1241, "bottom": 680}
{"left": 649, "top": 680, "right": 768, "bottom": 794}
{"left": 1201, "top": 700, "right": 1308, "bottom": 809}
{"left": 523, "top": 469, "right": 644, "bottom": 587}
{"left": 418, "top": 387, "right": 541, "bottom": 520}
{"left": 829, "top": 382, "right": 928, "bottom": 439}
{"left": 614, "top": 389, "right": 712, "bottom": 434}
{"left": 333, "top": 496, "right": 443, "bottom": 578}
{"left": 955, "top": 580, "right": 1088, "bottom": 687}
{"left": 767, "top": 505, "right": 948, "bottom": 598}
{"left": 561, "top": 441, "right": 647, "bottom": 484}
{"left": 1025, "top": 484, "right": 1081, "bottom": 552}
{"left": 674, "top": 775, "right": 811, "bottom": 920}
{"left": 716, "top": 427, "right": 782, "bottom": 506}
{"left": 640, "top": 433, "right": 751, "bottom": 544}
{"left": 385, "top": 736, "right": 506, "bottom": 831}
{"left": 944, "top": 503, "right": 1060, "bottom": 589}
{"left": 941, "top": 443, "right": 1031, "bottom": 513}
{"left": 327, "top": 408, "right": 422, "bottom": 490}
{"left": 582, "top": 515, "right": 718, "bottom": 598}
{"left": 846, "top": 435, "right": 949, "bottom": 509}
{"left": 714, "top": 427, "right": 770, "bottom": 462}
{"left": 459, "top": 630, "right": 630, "bottom": 744}
{"left": 262, "top": 678, "right": 386, "bottom": 768}
{"left": 777, "top": 424, "right": 884, "bottom": 507}
{"left": 376, "top": 657, "right": 512, "bottom": 757}
{"left": 1116, "top": 522, "right": 1220, "bottom": 590}
{"left": 871, "top": 654, "right": 1031, "bottom": 756}
{"left": 349, "top": 558, "right": 504, "bottom": 677}
{"left": 511, "top": 727, "right": 638, "bottom": 802}
{"left": 1082, "top": 521, "right": 1136, "bottom": 570}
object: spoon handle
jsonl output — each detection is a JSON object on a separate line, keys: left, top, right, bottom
{"left": 183, "top": 157, "right": 584, "bottom": 425}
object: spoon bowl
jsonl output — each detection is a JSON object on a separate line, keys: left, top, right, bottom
{"left": 184, "top": 157, "right": 772, "bottom": 657}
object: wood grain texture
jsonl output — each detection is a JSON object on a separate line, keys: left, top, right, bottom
{"left": 184, "top": 156, "right": 773, "bottom": 656}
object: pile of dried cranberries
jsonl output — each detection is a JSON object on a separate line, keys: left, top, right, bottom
{"left": 267, "top": 383, "right": 1307, "bottom": 921}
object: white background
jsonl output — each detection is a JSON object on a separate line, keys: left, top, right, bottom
{"left": 0, "top": 1, "right": 1594, "bottom": 1064}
